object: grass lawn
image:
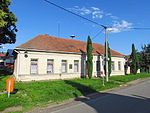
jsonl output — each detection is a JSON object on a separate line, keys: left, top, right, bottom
{"left": 0, "top": 73, "right": 150, "bottom": 113}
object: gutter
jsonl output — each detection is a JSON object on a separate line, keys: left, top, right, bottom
{"left": 15, "top": 48, "right": 83, "bottom": 55}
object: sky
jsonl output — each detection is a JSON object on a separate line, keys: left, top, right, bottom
{"left": 1, "top": 0, "right": 150, "bottom": 55}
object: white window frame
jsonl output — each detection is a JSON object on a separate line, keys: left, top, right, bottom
{"left": 112, "top": 61, "right": 115, "bottom": 71}
{"left": 118, "top": 61, "right": 121, "bottom": 71}
{"left": 62, "top": 60, "right": 67, "bottom": 73}
{"left": 74, "top": 60, "right": 79, "bottom": 72}
{"left": 47, "top": 59, "right": 54, "bottom": 73}
{"left": 30, "top": 59, "right": 38, "bottom": 74}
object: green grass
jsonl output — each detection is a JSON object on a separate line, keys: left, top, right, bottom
{"left": 0, "top": 73, "right": 150, "bottom": 112}
{"left": 0, "top": 75, "right": 11, "bottom": 91}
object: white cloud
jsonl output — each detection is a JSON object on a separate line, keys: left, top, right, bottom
{"left": 80, "top": 7, "right": 92, "bottom": 15}
{"left": 68, "top": 6, "right": 103, "bottom": 19}
{"left": 112, "top": 20, "right": 133, "bottom": 33}
{"left": 92, "top": 11, "right": 103, "bottom": 19}
{"left": 105, "top": 13, "right": 112, "bottom": 16}
{"left": 91, "top": 7, "right": 100, "bottom": 11}
{"left": 68, "top": 6, "right": 91, "bottom": 15}
{"left": 92, "top": 11, "right": 101, "bottom": 15}
{"left": 68, "top": 6, "right": 133, "bottom": 33}
{"left": 110, "top": 15, "right": 118, "bottom": 20}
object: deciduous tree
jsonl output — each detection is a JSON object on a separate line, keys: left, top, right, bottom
{"left": 0, "top": 0, "right": 18, "bottom": 44}
{"left": 141, "top": 44, "right": 150, "bottom": 73}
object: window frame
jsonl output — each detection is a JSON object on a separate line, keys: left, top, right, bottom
{"left": 74, "top": 60, "right": 79, "bottom": 72}
{"left": 96, "top": 61, "right": 100, "bottom": 72}
{"left": 111, "top": 61, "right": 115, "bottom": 71}
{"left": 69, "top": 64, "right": 72, "bottom": 69}
{"left": 47, "top": 59, "right": 54, "bottom": 74}
{"left": 61, "top": 60, "right": 67, "bottom": 73}
{"left": 30, "top": 58, "right": 38, "bottom": 74}
{"left": 118, "top": 61, "right": 121, "bottom": 71}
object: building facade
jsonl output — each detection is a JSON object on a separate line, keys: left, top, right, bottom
{"left": 14, "top": 34, "right": 126, "bottom": 81}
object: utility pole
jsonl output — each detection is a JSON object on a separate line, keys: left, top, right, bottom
{"left": 103, "top": 27, "right": 114, "bottom": 82}
{"left": 101, "top": 25, "right": 114, "bottom": 82}
{"left": 101, "top": 25, "right": 109, "bottom": 82}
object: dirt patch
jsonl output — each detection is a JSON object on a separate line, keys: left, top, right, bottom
{"left": 0, "top": 106, "right": 23, "bottom": 113}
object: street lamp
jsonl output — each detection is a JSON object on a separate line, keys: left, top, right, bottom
{"left": 104, "top": 27, "right": 115, "bottom": 82}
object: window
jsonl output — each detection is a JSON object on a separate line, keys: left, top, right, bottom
{"left": 69, "top": 64, "right": 72, "bottom": 69}
{"left": 30, "top": 59, "right": 38, "bottom": 74}
{"left": 112, "top": 61, "right": 115, "bottom": 71}
{"left": 102, "top": 61, "right": 104, "bottom": 66}
{"left": 47, "top": 59, "right": 54, "bottom": 73}
{"left": 96, "top": 61, "right": 100, "bottom": 71}
{"left": 118, "top": 61, "right": 121, "bottom": 70}
{"left": 74, "top": 60, "right": 79, "bottom": 72}
{"left": 62, "top": 60, "right": 67, "bottom": 73}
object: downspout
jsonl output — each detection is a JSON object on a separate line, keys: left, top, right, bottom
{"left": 14, "top": 50, "right": 20, "bottom": 81}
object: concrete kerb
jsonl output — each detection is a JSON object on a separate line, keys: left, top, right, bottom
{"left": 26, "top": 77, "right": 150, "bottom": 113}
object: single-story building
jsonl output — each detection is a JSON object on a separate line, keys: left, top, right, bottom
{"left": 0, "top": 53, "right": 5, "bottom": 70}
{"left": 0, "top": 51, "right": 14, "bottom": 73}
{"left": 14, "top": 34, "right": 126, "bottom": 81}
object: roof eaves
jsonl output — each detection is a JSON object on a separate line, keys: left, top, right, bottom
{"left": 15, "top": 48, "right": 83, "bottom": 55}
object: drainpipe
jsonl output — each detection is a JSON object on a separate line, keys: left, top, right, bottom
{"left": 14, "top": 50, "right": 20, "bottom": 81}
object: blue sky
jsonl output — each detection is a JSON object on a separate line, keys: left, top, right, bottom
{"left": 1, "top": 0, "right": 150, "bottom": 55}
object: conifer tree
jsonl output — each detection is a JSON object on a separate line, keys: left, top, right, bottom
{"left": 104, "top": 42, "right": 112, "bottom": 76}
{"left": 87, "top": 36, "right": 93, "bottom": 79}
{"left": 108, "top": 43, "right": 112, "bottom": 76}
{"left": 130, "top": 44, "right": 138, "bottom": 74}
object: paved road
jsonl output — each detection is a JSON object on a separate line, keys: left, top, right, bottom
{"left": 30, "top": 78, "right": 150, "bottom": 113}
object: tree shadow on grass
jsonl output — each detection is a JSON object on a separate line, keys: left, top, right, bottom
{"left": 65, "top": 80, "right": 97, "bottom": 96}
{"left": 65, "top": 80, "right": 106, "bottom": 102}
{"left": 64, "top": 80, "right": 150, "bottom": 113}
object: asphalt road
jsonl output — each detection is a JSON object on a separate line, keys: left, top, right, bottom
{"left": 29, "top": 78, "right": 150, "bottom": 113}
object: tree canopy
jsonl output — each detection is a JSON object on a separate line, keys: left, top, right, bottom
{"left": 108, "top": 43, "right": 112, "bottom": 76}
{"left": 0, "top": 0, "right": 18, "bottom": 44}
{"left": 140, "top": 44, "right": 150, "bottom": 73}
{"left": 130, "top": 44, "right": 139, "bottom": 74}
{"left": 104, "top": 42, "right": 112, "bottom": 77}
{"left": 86, "top": 36, "right": 93, "bottom": 79}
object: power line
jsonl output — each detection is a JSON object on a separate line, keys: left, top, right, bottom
{"left": 43, "top": 0, "right": 105, "bottom": 27}
{"left": 43, "top": 0, "right": 150, "bottom": 31}
{"left": 92, "top": 28, "right": 105, "bottom": 40}
{"left": 129, "top": 27, "right": 150, "bottom": 30}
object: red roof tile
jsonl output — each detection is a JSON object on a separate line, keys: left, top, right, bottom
{"left": 16, "top": 34, "right": 125, "bottom": 57}
{"left": 0, "top": 53, "right": 5, "bottom": 56}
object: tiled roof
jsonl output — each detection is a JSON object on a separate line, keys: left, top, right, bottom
{"left": 16, "top": 34, "right": 125, "bottom": 57}
{"left": 0, "top": 53, "right": 5, "bottom": 57}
